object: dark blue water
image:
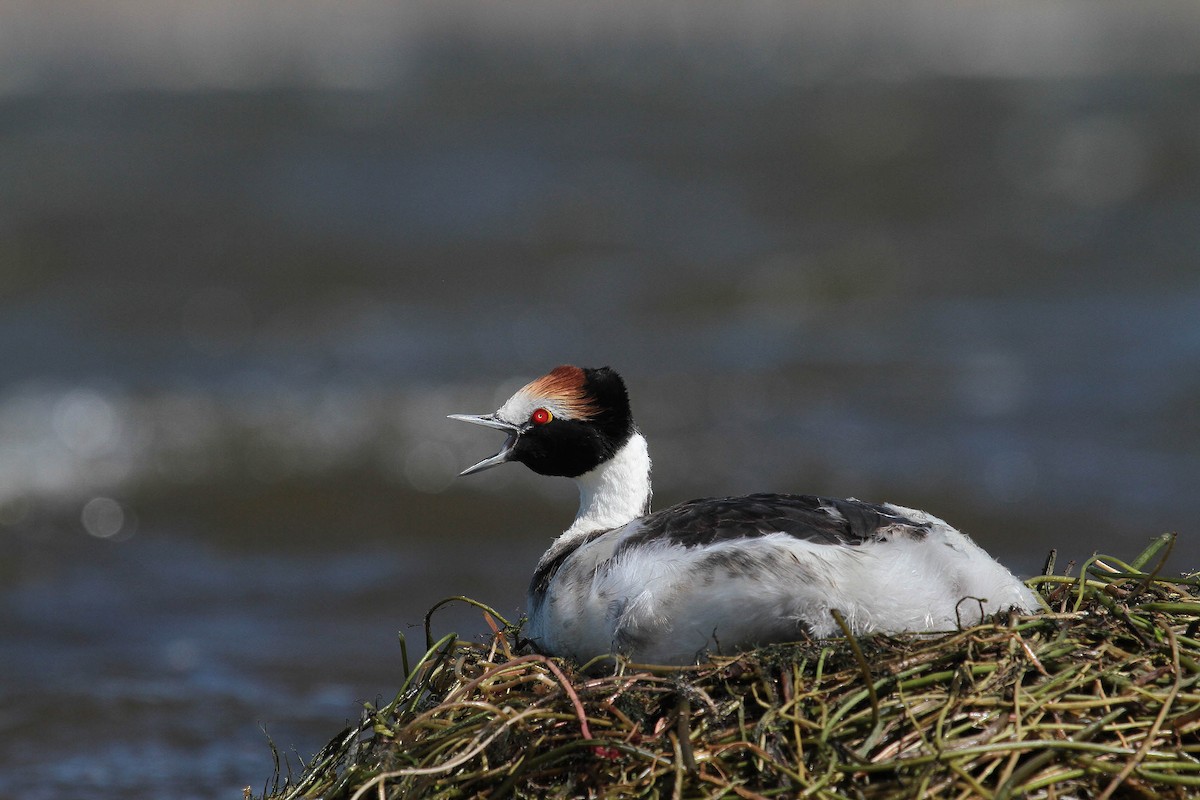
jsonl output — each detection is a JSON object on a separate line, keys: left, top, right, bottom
{"left": 2, "top": 5, "right": 1199, "bottom": 798}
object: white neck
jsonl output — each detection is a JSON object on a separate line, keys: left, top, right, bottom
{"left": 571, "top": 431, "right": 652, "bottom": 534}
{"left": 536, "top": 432, "right": 652, "bottom": 567}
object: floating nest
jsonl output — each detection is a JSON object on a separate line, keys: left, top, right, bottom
{"left": 262, "top": 534, "right": 1200, "bottom": 799}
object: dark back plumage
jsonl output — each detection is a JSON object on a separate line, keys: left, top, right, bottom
{"left": 530, "top": 493, "right": 932, "bottom": 608}
{"left": 615, "top": 493, "right": 930, "bottom": 554}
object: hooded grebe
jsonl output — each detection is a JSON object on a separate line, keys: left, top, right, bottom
{"left": 450, "top": 365, "right": 1039, "bottom": 665}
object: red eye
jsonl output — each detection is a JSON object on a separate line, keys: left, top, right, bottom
{"left": 531, "top": 408, "right": 553, "bottom": 426}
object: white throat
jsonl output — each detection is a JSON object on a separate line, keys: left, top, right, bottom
{"left": 569, "top": 431, "right": 652, "bottom": 535}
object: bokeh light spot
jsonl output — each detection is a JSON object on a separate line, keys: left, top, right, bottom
{"left": 81, "top": 496, "right": 130, "bottom": 539}
{"left": 52, "top": 390, "right": 118, "bottom": 456}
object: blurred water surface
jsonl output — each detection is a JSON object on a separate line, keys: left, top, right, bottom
{"left": 1, "top": 3, "right": 1199, "bottom": 798}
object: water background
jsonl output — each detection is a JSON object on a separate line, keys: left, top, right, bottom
{"left": 2, "top": 3, "right": 1199, "bottom": 798}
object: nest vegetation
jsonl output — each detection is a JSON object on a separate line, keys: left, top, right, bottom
{"left": 260, "top": 534, "right": 1200, "bottom": 800}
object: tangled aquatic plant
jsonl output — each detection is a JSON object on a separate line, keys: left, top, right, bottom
{"left": 263, "top": 534, "right": 1200, "bottom": 799}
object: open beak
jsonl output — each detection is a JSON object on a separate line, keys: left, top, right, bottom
{"left": 447, "top": 414, "right": 521, "bottom": 476}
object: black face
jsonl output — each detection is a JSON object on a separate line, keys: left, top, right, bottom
{"left": 511, "top": 367, "right": 635, "bottom": 478}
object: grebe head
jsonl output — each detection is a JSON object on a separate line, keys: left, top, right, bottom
{"left": 449, "top": 365, "right": 634, "bottom": 478}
